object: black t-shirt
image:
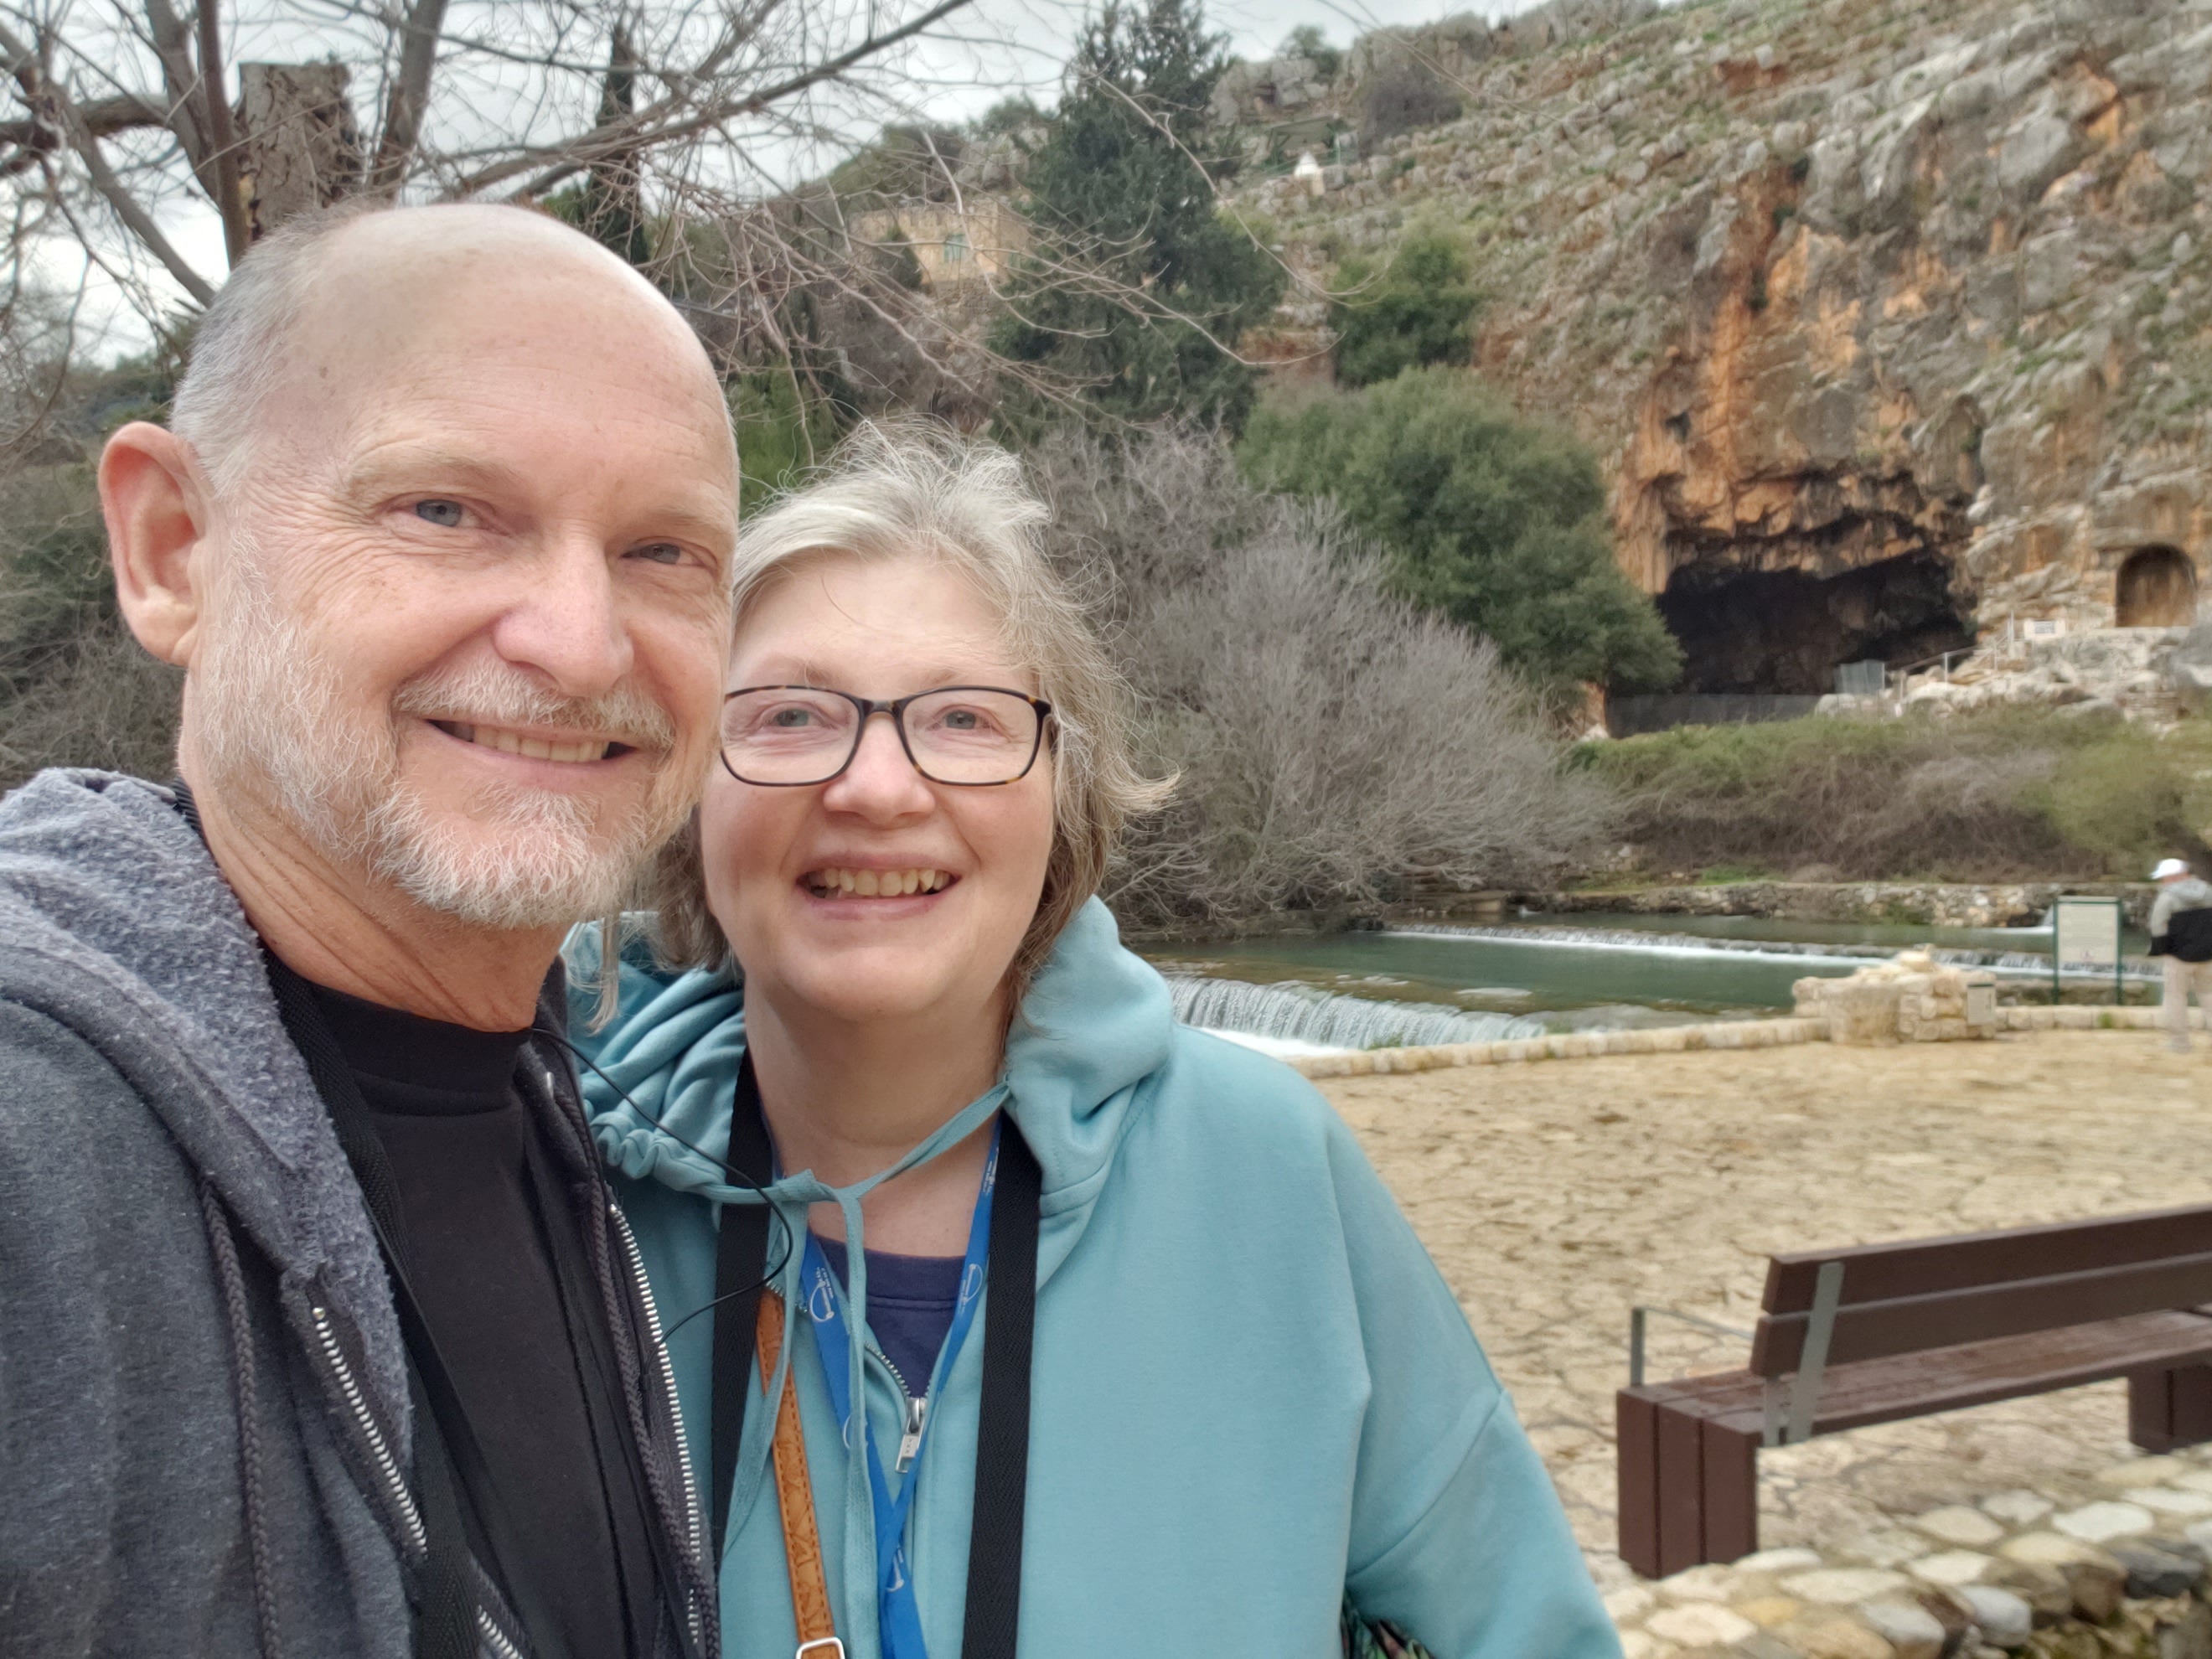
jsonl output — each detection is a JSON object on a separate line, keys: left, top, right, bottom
{"left": 307, "top": 982, "right": 659, "bottom": 1659}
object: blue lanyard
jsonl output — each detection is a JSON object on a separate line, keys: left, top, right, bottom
{"left": 799, "top": 1123, "right": 1000, "bottom": 1659}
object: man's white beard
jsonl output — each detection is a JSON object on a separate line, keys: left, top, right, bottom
{"left": 194, "top": 561, "right": 690, "bottom": 932}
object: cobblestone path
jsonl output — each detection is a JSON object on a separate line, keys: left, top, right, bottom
{"left": 1323, "top": 1031, "right": 2212, "bottom": 1593}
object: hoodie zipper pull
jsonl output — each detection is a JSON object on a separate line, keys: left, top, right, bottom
{"left": 896, "top": 1394, "right": 928, "bottom": 1473}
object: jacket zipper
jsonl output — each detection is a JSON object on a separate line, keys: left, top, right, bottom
{"left": 476, "top": 1606, "right": 525, "bottom": 1659}
{"left": 311, "top": 1304, "right": 427, "bottom": 1558}
{"left": 608, "top": 1202, "right": 708, "bottom": 1641}
{"left": 870, "top": 1349, "right": 929, "bottom": 1474}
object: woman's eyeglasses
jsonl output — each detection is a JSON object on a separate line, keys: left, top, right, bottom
{"left": 720, "top": 685, "right": 1053, "bottom": 787}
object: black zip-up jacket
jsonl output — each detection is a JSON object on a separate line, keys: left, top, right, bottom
{"left": 0, "top": 770, "right": 717, "bottom": 1659}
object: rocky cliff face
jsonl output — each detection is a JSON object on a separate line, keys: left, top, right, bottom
{"left": 1233, "top": 0, "right": 2212, "bottom": 695}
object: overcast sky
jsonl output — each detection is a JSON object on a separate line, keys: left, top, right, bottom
{"left": 44, "top": 0, "right": 1541, "bottom": 360}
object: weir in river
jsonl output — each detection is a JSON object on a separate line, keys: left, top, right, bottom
{"left": 1387, "top": 923, "right": 2162, "bottom": 981}
{"left": 1165, "top": 975, "right": 1546, "bottom": 1053}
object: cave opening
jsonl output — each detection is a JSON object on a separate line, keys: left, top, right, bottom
{"left": 2116, "top": 545, "right": 2198, "bottom": 627}
{"left": 1657, "top": 552, "right": 1975, "bottom": 695}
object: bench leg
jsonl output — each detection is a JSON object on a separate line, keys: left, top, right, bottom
{"left": 1618, "top": 1390, "right": 1760, "bottom": 1577}
{"left": 2131, "top": 1363, "right": 2212, "bottom": 1451}
{"left": 1700, "top": 1422, "right": 1759, "bottom": 1567}
{"left": 1619, "top": 1390, "right": 1661, "bottom": 1576}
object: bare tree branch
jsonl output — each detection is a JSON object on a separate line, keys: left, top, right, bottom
{"left": 458, "top": 0, "right": 976, "bottom": 199}
{"left": 369, "top": 0, "right": 448, "bottom": 189}
{"left": 0, "top": 14, "right": 214, "bottom": 303}
{"left": 142, "top": 0, "right": 216, "bottom": 187}
{"left": 192, "top": 0, "right": 248, "bottom": 261}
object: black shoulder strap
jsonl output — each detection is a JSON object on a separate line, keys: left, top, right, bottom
{"left": 710, "top": 1053, "right": 775, "bottom": 1568}
{"left": 963, "top": 1121, "right": 1040, "bottom": 1659}
{"left": 705, "top": 1067, "right": 1041, "bottom": 1658}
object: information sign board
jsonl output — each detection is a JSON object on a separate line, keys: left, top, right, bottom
{"left": 2052, "top": 895, "right": 2125, "bottom": 1004}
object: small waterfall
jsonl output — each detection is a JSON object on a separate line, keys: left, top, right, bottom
{"left": 1167, "top": 975, "right": 1546, "bottom": 1052}
{"left": 1389, "top": 923, "right": 2159, "bottom": 980}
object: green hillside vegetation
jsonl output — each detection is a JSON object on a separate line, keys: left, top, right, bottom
{"left": 1240, "top": 366, "right": 1682, "bottom": 695}
{"left": 1579, "top": 711, "right": 2212, "bottom": 881}
{"left": 1328, "top": 226, "right": 1484, "bottom": 389}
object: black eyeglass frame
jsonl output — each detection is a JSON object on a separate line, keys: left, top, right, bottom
{"left": 719, "top": 684, "right": 1056, "bottom": 788}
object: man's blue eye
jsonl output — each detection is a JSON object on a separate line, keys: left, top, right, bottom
{"left": 631, "top": 542, "right": 685, "bottom": 566}
{"left": 414, "top": 499, "right": 465, "bottom": 528}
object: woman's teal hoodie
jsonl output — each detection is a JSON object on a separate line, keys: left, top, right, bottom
{"left": 570, "top": 900, "right": 1618, "bottom": 1659}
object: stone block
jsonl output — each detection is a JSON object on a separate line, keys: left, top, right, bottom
{"left": 1912, "top": 1588, "right": 1974, "bottom": 1655}
{"left": 1783, "top": 1568, "right": 1915, "bottom": 1604}
{"left": 1910, "top": 1552, "right": 1995, "bottom": 1587}
{"left": 1863, "top": 1600, "right": 1947, "bottom": 1659}
{"left": 2110, "top": 1540, "right": 2205, "bottom": 1599}
{"left": 1781, "top": 1614, "right": 1903, "bottom": 1659}
{"left": 2160, "top": 1600, "right": 2212, "bottom": 1659}
{"left": 1997, "top": 1532, "right": 2125, "bottom": 1621}
{"left": 1918, "top": 1507, "right": 2008, "bottom": 1548}
{"left": 1979, "top": 1557, "right": 2071, "bottom": 1620}
{"left": 1956, "top": 1584, "right": 2033, "bottom": 1650}
{"left": 1647, "top": 1604, "right": 1759, "bottom": 1646}
{"left": 2054, "top": 1500, "right": 2155, "bottom": 1543}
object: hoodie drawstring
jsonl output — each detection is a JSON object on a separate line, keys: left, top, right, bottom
{"left": 199, "top": 1178, "right": 283, "bottom": 1659}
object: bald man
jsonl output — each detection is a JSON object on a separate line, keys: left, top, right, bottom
{"left": 0, "top": 204, "right": 736, "bottom": 1659}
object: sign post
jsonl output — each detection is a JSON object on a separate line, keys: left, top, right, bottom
{"left": 2051, "top": 896, "right": 2126, "bottom": 1005}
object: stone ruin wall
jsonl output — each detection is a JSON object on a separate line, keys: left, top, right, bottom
{"left": 1229, "top": 0, "right": 2212, "bottom": 692}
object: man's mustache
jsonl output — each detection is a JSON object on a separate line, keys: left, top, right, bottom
{"left": 391, "top": 664, "right": 678, "bottom": 757}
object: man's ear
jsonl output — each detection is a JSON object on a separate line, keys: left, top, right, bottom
{"left": 101, "top": 421, "right": 212, "bottom": 668}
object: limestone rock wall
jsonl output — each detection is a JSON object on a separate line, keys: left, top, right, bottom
{"left": 1232, "top": 0, "right": 2212, "bottom": 685}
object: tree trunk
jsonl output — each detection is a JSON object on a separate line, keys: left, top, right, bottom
{"left": 236, "top": 63, "right": 363, "bottom": 240}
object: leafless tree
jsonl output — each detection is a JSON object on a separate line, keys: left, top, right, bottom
{"left": 0, "top": 0, "right": 1004, "bottom": 345}
{"left": 1031, "top": 428, "right": 1615, "bottom": 924}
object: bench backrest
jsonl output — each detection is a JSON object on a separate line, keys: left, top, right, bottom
{"left": 1749, "top": 1202, "right": 2212, "bottom": 1377}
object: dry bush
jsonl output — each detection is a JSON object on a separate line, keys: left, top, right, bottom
{"left": 1357, "top": 59, "right": 1465, "bottom": 147}
{"left": 1029, "top": 429, "right": 1613, "bottom": 923}
{"left": 0, "top": 618, "right": 182, "bottom": 789}
{"left": 0, "top": 458, "right": 182, "bottom": 792}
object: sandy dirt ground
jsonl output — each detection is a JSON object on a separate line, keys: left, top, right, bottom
{"left": 1320, "top": 1031, "right": 2212, "bottom": 1589}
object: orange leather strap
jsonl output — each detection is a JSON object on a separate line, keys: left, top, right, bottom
{"left": 757, "top": 1289, "right": 840, "bottom": 1653}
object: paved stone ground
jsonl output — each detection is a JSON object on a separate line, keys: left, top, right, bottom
{"left": 1320, "top": 1031, "right": 2212, "bottom": 1595}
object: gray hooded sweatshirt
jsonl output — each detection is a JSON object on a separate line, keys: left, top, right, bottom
{"left": 0, "top": 771, "right": 716, "bottom": 1659}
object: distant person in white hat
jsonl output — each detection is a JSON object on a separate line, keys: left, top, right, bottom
{"left": 2149, "top": 857, "right": 2212, "bottom": 1051}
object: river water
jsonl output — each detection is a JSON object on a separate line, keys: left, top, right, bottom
{"left": 1145, "top": 912, "right": 2153, "bottom": 1057}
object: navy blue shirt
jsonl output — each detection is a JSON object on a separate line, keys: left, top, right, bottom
{"left": 813, "top": 1233, "right": 962, "bottom": 1398}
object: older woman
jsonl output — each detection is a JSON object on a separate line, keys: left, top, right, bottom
{"left": 571, "top": 426, "right": 1615, "bottom": 1659}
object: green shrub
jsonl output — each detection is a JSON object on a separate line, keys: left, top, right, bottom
{"left": 1330, "top": 227, "right": 1482, "bottom": 387}
{"left": 1575, "top": 710, "right": 2212, "bottom": 881}
{"left": 1238, "top": 367, "right": 1682, "bottom": 693}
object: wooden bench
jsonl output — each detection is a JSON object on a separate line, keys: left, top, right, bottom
{"left": 1615, "top": 1202, "right": 2212, "bottom": 1579}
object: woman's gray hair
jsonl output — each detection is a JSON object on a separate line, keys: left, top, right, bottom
{"left": 650, "top": 418, "right": 1170, "bottom": 993}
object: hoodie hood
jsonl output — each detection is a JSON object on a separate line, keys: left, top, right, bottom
{"left": 571, "top": 896, "right": 1177, "bottom": 1658}
{"left": 0, "top": 770, "right": 407, "bottom": 1429}
{"left": 573, "top": 895, "right": 1176, "bottom": 1239}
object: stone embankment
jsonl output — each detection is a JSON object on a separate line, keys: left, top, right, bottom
{"left": 1288, "top": 1000, "right": 2193, "bottom": 1079}
{"left": 1527, "top": 881, "right": 2151, "bottom": 929}
{"left": 1605, "top": 1477, "right": 2212, "bottom": 1659}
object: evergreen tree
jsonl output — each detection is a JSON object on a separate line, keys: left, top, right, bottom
{"left": 1240, "top": 368, "right": 1683, "bottom": 694}
{"left": 994, "top": 0, "right": 1285, "bottom": 437}
{"left": 1329, "top": 227, "right": 1483, "bottom": 387}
